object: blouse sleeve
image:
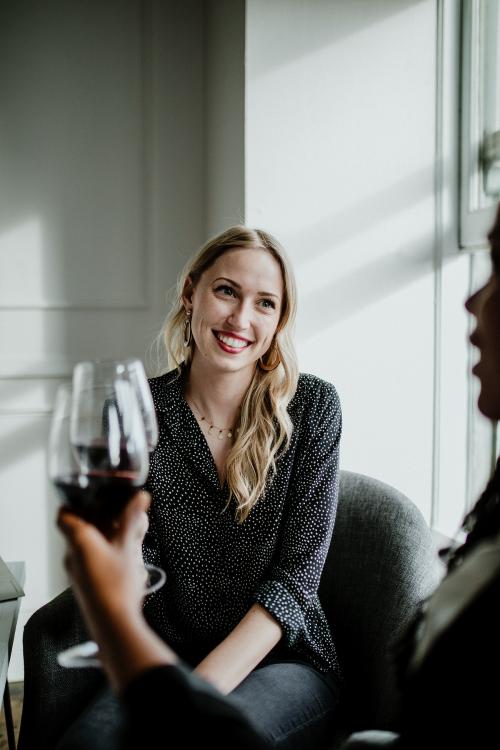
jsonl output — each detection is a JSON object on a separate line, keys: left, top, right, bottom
{"left": 141, "top": 484, "right": 161, "bottom": 569}
{"left": 254, "top": 379, "right": 341, "bottom": 648}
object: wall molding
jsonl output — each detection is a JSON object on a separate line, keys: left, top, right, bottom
{"left": 0, "top": 359, "right": 74, "bottom": 380}
{"left": 0, "top": 0, "right": 152, "bottom": 311}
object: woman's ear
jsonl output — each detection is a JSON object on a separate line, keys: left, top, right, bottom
{"left": 181, "top": 276, "right": 194, "bottom": 311}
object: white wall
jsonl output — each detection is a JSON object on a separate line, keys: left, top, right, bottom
{"left": 244, "top": 0, "right": 490, "bottom": 538}
{"left": 245, "top": 0, "right": 438, "bottom": 519}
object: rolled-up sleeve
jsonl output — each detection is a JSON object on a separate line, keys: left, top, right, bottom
{"left": 254, "top": 381, "right": 341, "bottom": 650}
{"left": 142, "top": 487, "right": 162, "bottom": 569}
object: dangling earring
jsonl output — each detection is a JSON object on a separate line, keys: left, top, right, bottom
{"left": 183, "top": 310, "right": 192, "bottom": 348}
{"left": 258, "top": 340, "right": 281, "bottom": 372}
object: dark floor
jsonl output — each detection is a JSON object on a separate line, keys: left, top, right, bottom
{"left": 0, "top": 682, "right": 23, "bottom": 750}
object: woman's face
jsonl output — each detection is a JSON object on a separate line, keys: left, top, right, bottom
{"left": 183, "top": 247, "right": 284, "bottom": 378}
{"left": 466, "top": 207, "right": 500, "bottom": 420}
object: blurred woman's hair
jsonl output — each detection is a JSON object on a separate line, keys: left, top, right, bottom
{"left": 444, "top": 459, "right": 500, "bottom": 572}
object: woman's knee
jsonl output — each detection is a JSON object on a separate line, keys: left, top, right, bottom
{"left": 230, "top": 661, "right": 340, "bottom": 748}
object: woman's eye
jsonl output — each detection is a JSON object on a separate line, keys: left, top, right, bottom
{"left": 260, "top": 298, "right": 276, "bottom": 310}
{"left": 215, "top": 285, "right": 236, "bottom": 297}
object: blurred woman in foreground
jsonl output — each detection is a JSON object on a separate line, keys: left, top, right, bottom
{"left": 342, "top": 204, "right": 500, "bottom": 748}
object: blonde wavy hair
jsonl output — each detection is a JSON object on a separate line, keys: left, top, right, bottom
{"left": 156, "top": 225, "right": 299, "bottom": 522}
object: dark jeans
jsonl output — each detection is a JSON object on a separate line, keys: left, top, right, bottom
{"left": 230, "top": 659, "right": 340, "bottom": 748}
{"left": 55, "top": 660, "right": 340, "bottom": 750}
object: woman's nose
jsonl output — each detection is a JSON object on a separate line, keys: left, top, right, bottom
{"left": 227, "top": 301, "right": 251, "bottom": 329}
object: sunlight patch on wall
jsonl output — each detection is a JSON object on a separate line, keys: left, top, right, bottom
{"left": 0, "top": 218, "right": 43, "bottom": 306}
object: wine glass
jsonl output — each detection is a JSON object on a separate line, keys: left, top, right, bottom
{"left": 49, "top": 371, "right": 164, "bottom": 668}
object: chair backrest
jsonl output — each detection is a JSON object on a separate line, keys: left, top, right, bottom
{"left": 319, "top": 470, "right": 443, "bottom": 731}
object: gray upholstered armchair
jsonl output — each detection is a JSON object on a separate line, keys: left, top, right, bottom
{"left": 18, "top": 470, "right": 442, "bottom": 750}
{"left": 320, "top": 472, "right": 442, "bottom": 747}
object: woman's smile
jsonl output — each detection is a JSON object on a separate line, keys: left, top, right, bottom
{"left": 213, "top": 330, "right": 253, "bottom": 353}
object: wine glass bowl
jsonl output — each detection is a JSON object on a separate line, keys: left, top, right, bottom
{"left": 51, "top": 379, "right": 148, "bottom": 537}
{"left": 73, "top": 358, "right": 158, "bottom": 451}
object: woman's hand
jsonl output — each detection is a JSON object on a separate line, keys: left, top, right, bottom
{"left": 57, "top": 492, "right": 151, "bottom": 645}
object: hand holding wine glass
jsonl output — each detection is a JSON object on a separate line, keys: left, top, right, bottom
{"left": 58, "top": 492, "right": 180, "bottom": 693}
{"left": 58, "top": 491, "right": 152, "bottom": 645}
{"left": 57, "top": 492, "right": 150, "bottom": 668}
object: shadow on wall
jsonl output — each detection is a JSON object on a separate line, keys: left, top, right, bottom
{"left": 248, "top": 0, "right": 426, "bottom": 75}
{"left": 298, "top": 229, "right": 449, "bottom": 334}
{"left": 287, "top": 159, "right": 449, "bottom": 332}
{"left": 292, "top": 164, "right": 436, "bottom": 266}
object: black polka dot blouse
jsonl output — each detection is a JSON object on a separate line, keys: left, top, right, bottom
{"left": 143, "top": 368, "right": 342, "bottom": 675}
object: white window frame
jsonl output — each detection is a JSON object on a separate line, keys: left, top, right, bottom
{"left": 460, "top": 0, "right": 500, "bottom": 249}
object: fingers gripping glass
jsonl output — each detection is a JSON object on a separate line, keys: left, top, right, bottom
{"left": 49, "top": 360, "right": 165, "bottom": 669}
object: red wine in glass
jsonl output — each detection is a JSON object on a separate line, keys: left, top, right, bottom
{"left": 62, "top": 441, "right": 140, "bottom": 531}
{"left": 54, "top": 471, "right": 140, "bottom": 535}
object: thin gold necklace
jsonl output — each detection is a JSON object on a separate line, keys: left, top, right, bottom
{"left": 189, "top": 399, "right": 238, "bottom": 441}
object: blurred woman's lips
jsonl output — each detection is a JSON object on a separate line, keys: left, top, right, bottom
{"left": 469, "top": 331, "right": 482, "bottom": 376}
{"left": 469, "top": 331, "right": 480, "bottom": 348}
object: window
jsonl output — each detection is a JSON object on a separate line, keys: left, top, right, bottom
{"left": 460, "top": 0, "right": 500, "bottom": 248}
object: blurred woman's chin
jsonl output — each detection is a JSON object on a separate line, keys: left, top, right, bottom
{"left": 477, "top": 390, "right": 500, "bottom": 421}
